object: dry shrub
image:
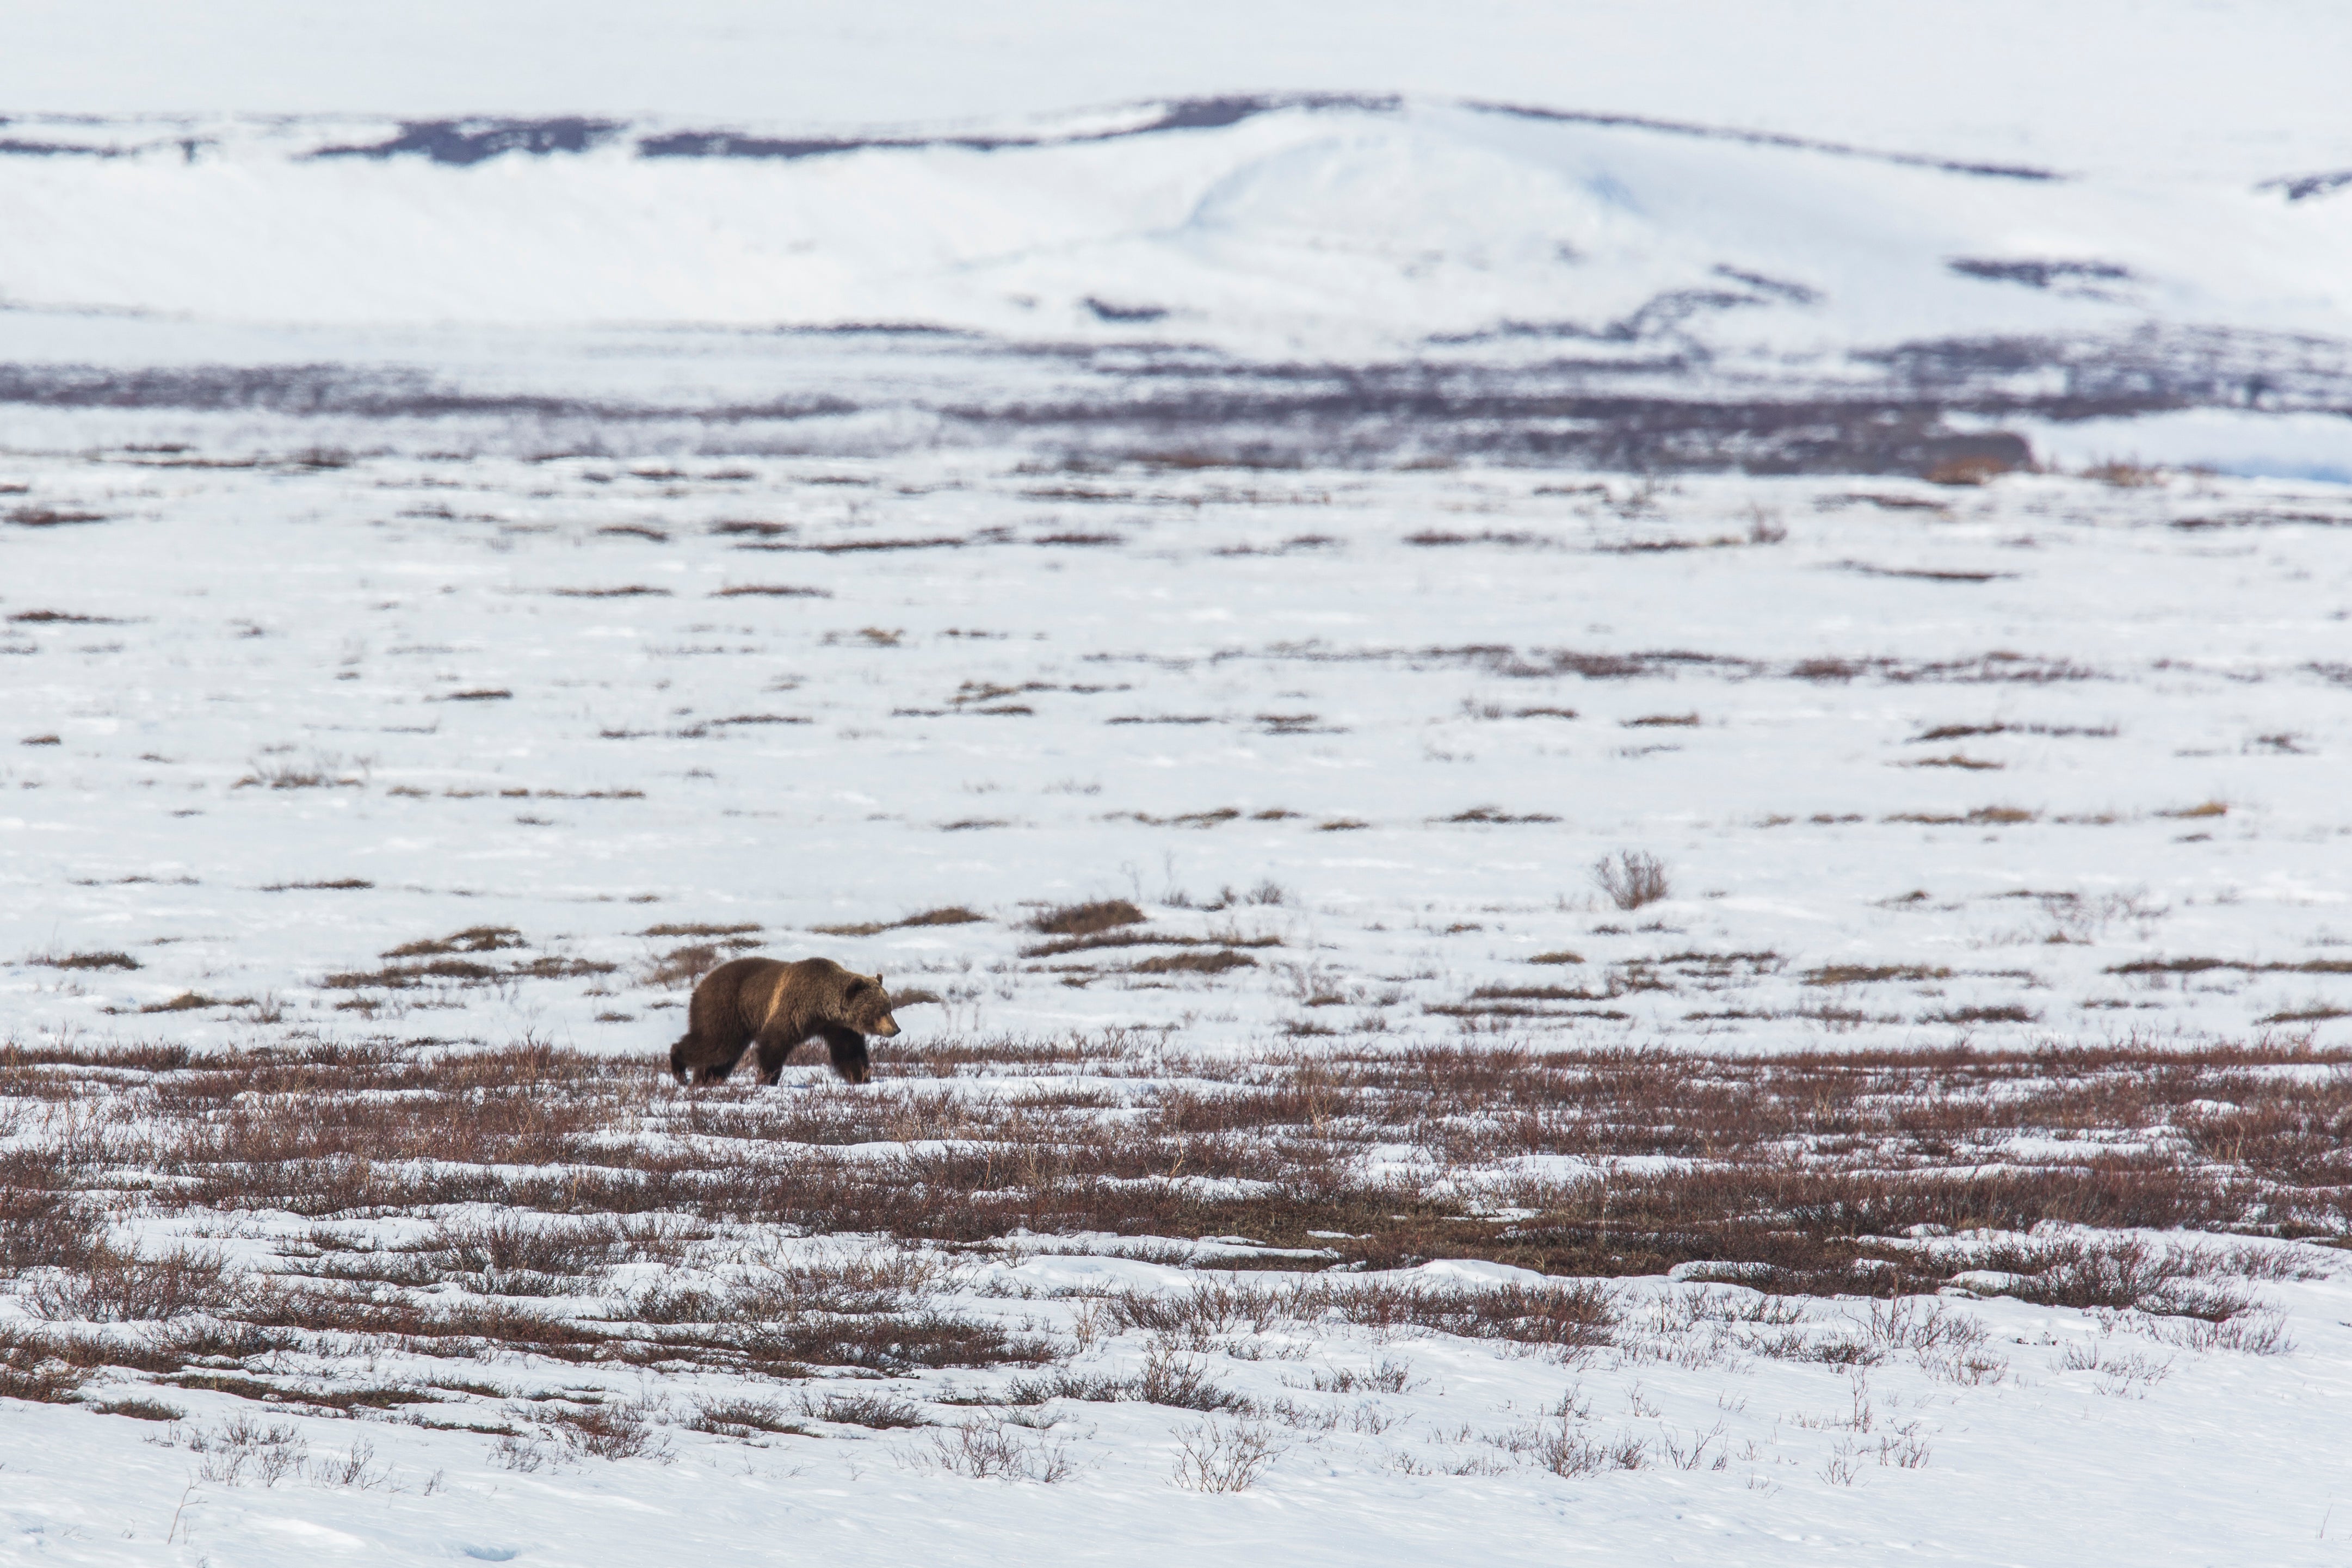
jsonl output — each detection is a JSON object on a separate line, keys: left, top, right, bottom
{"left": 1805, "top": 964, "right": 1953, "bottom": 986}
{"left": 0, "top": 1325, "right": 96, "bottom": 1403}
{"left": 94, "top": 1395, "right": 187, "bottom": 1422}
{"left": 803, "top": 1391, "right": 929, "bottom": 1429}
{"left": 1592, "top": 850, "right": 1670, "bottom": 911}
{"left": 188, "top": 1415, "right": 309, "bottom": 1486}
{"left": 1170, "top": 1418, "right": 1284, "bottom": 1491}
{"left": 643, "top": 943, "right": 723, "bottom": 989}
{"left": 1030, "top": 900, "right": 1144, "bottom": 937}
{"left": 1499, "top": 1422, "right": 1650, "bottom": 1476}
{"left": 1337, "top": 1279, "right": 1619, "bottom": 1349}
{"left": 925, "top": 1418, "right": 1077, "bottom": 1482}
{"left": 1106, "top": 1278, "right": 1615, "bottom": 1353}
{"left": 715, "top": 1311, "right": 1044, "bottom": 1374}
{"left": 35, "top": 950, "right": 139, "bottom": 971}
{"left": 1131, "top": 950, "right": 1258, "bottom": 975}
{"left": 384, "top": 925, "right": 525, "bottom": 958}
{"left": 625, "top": 1251, "right": 1039, "bottom": 1373}
{"left": 690, "top": 1397, "right": 808, "bottom": 1437}
{"left": 0, "top": 1151, "right": 103, "bottom": 1273}
{"left": 815, "top": 906, "right": 984, "bottom": 936}
{"left": 430, "top": 1214, "right": 625, "bottom": 1279}
{"left": 2145, "top": 1308, "right": 2294, "bottom": 1355}
{"left": 324, "top": 954, "right": 614, "bottom": 990}
{"left": 29, "top": 1245, "right": 234, "bottom": 1322}
{"left": 545, "top": 1397, "right": 673, "bottom": 1462}
{"left": 634, "top": 1248, "right": 945, "bottom": 1321}
{"left": 899, "top": 906, "right": 985, "bottom": 927}
{"left": 1012, "top": 1345, "right": 1252, "bottom": 1413}
{"left": 1962, "top": 1236, "right": 2269, "bottom": 1320}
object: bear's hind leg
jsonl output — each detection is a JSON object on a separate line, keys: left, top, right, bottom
{"left": 754, "top": 1027, "right": 806, "bottom": 1085}
{"left": 819, "top": 1024, "right": 871, "bottom": 1084}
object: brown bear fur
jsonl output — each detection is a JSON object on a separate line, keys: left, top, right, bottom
{"left": 669, "top": 956, "right": 900, "bottom": 1086}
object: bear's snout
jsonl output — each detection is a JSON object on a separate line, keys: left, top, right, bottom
{"left": 873, "top": 1015, "right": 901, "bottom": 1039}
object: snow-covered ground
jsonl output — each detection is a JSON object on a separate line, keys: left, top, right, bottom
{"left": 4, "top": 445, "right": 2351, "bottom": 1565}
{"left": 7, "top": 452, "right": 2351, "bottom": 1054}
{"left": 3, "top": 1240, "right": 2349, "bottom": 1568}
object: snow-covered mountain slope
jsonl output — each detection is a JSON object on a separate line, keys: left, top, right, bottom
{"left": 5, "top": 97, "right": 2348, "bottom": 367}
{"left": 9, "top": 0, "right": 2351, "bottom": 184}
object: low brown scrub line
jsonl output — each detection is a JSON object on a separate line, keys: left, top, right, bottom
{"left": 4, "top": 1036, "right": 2346, "bottom": 1307}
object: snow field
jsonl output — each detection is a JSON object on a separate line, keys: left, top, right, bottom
{"left": 4, "top": 444, "right": 2352, "bottom": 1564}
{"left": 4, "top": 449, "right": 2351, "bottom": 1053}
{"left": 3, "top": 1032, "right": 2351, "bottom": 1567}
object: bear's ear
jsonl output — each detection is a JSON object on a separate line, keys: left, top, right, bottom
{"left": 873, "top": 972, "right": 886, "bottom": 989}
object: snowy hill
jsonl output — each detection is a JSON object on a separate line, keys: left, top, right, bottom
{"left": 6, "top": 92, "right": 2349, "bottom": 476}
{"left": 4, "top": 96, "right": 2348, "bottom": 362}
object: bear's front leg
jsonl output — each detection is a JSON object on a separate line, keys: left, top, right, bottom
{"left": 753, "top": 1027, "right": 806, "bottom": 1085}
{"left": 819, "top": 1024, "right": 871, "bottom": 1084}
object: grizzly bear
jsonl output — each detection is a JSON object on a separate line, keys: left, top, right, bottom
{"left": 669, "top": 956, "right": 900, "bottom": 1086}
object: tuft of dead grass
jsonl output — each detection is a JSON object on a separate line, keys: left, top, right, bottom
{"left": 1030, "top": 900, "right": 1145, "bottom": 937}
{"left": 34, "top": 950, "right": 140, "bottom": 971}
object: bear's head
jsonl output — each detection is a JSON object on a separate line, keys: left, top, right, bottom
{"left": 843, "top": 971, "right": 900, "bottom": 1038}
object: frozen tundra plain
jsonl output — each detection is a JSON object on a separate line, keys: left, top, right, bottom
{"left": 2, "top": 447, "right": 2352, "bottom": 1565}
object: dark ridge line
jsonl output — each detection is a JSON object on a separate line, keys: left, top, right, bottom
{"left": 245, "top": 92, "right": 2059, "bottom": 182}
{"left": 0, "top": 363, "right": 856, "bottom": 423}
{"left": 2259, "top": 170, "right": 2352, "bottom": 203}
{"left": 637, "top": 93, "right": 1395, "bottom": 161}
{"left": 0, "top": 138, "right": 125, "bottom": 157}
{"left": 1425, "top": 283, "right": 1783, "bottom": 348}
{"left": 1947, "top": 258, "right": 2135, "bottom": 289}
{"left": 308, "top": 117, "right": 628, "bottom": 166}
{"left": 1464, "top": 100, "right": 2064, "bottom": 182}
{"left": 753, "top": 322, "right": 985, "bottom": 338}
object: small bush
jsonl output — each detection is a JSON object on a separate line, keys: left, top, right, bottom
{"left": 547, "top": 1398, "right": 673, "bottom": 1462}
{"left": 1592, "top": 850, "right": 1671, "bottom": 911}
{"left": 188, "top": 1415, "right": 309, "bottom": 1487}
{"left": 643, "top": 943, "right": 723, "bottom": 989}
{"left": 804, "top": 1391, "right": 929, "bottom": 1429}
{"left": 0, "top": 1154, "right": 103, "bottom": 1273}
{"left": 690, "top": 1398, "right": 808, "bottom": 1437}
{"left": 28, "top": 1245, "right": 233, "bottom": 1322}
{"left": 0, "top": 1327, "right": 95, "bottom": 1403}
{"left": 1170, "top": 1418, "right": 1284, "bottom": 1491}
{"left": 925, "top": 1419, "right": 1076, "bottom": 1482}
